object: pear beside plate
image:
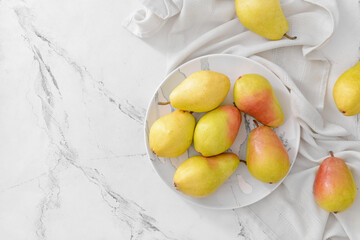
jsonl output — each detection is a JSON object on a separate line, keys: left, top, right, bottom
{"left": 144, "top": 54, "right": 300, "bottom": 209}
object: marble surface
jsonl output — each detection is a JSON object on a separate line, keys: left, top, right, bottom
{"left": 0, "top": 0, "right": 270, "bottom": 239}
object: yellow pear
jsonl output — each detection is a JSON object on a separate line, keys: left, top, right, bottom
{"left": 173, "top": 153, "right": 240, "bottom": 198}
{"left": 333, "top": 61, "right": 360, "bottom": 116}
{"left": 169, "top": 71, "right": 230, "bottom": 112}
{"left": 235, "top": 0, "right": 295, "bottom": 40}
{"left": 149, "top": 110, "right": 195, "bottom": 158}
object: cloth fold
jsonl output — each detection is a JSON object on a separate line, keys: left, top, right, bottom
{"left": 122, "top": 0, "right": 181, "bottom": 38}
{"left": 139, "top": 0, "right": 181, "bottom": 19}
{"left": 125, "top": 0, "right": 360, "bottom": 239}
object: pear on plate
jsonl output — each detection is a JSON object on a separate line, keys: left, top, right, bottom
{"left": 247, "top": 121, "right": 289, "bottom": 183}
{"left": 235, "top": 0, "right": 295, "bottom": 40}
{"left": 149, "top": 110, "right": 195, "bottom": 158}
{"left": 313, "top": 152, "right": 357, "bottom": 213}
{"left": 169, "top": 71, "right": 230, "bottom": 112}
{"left": 194, "top": 105, "right": 242, "bottom": 157}
{"left": 233, "top": 74, "right": 284, "bottom": 128}
{"left": 333, "top": 61, "right": 360, "bottom": 116}
{"left": 173, "top": 153, "right": 240, "bottom": 198}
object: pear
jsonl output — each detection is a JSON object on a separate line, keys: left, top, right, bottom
{"left": 247, "top": 121, "right": 289, "bottom": 183}
{"left": 333, "top": 61, "right": 360, "bottom": 116}
{"left": 235, "top": 0, "right": 295, "bottom": 40}
{"left": 313, "top": 152, "right": 357, "bottom": 213}
{"left": 173, "top": 153, "right": 240, "bottom": 198}
{"left": 149, "top": 110, "right": 195, "bottom": 158}
{"left": 169, "top": 71, "right": 230, "bottom": 112}
{"left": 233, "top": 74, "right": 284, "bottom": 128}
{"left": 194, "top": 105, "right": 242, "bottom": 157}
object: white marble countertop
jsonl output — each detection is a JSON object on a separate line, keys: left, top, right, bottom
{"left": 0, "top": 0, "right": 267, "bottom": 239}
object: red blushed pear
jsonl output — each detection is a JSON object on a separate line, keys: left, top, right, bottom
{"left": 194, "top": 105, "right": 242, "bottom": 157}
{"left": 313, "top": 152, "right": 357, "bottom": 213}
{"left": 233, "top": 74, "right": 284, "bottom": 128}
{"left": 247, "top": 121, "right": 290, "bottom": 183}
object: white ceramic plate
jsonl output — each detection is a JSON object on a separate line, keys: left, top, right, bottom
{"left": 144, "top": 54, "right": 300, "bottom": 209}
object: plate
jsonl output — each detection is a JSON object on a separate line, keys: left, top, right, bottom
{"left": 144, "top": 54, "right": 300, "bottom": 209}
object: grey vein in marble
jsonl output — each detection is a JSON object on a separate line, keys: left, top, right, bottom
{"left": 35, "top": 33, "right": 146, "bottom": 125}
{"left": 36, "top": 171, "right": 61, "bottom": 240}
{"left": 0, "top": 173, "right": 47, "bottom": 194}
{"left": 117, "top": 99, "right": 145, "bottom": 124}
{"left": 70, "top": 163, "right": 180, "bottom": 240}
{"left": 15, "top": 16, "right": 69, "bottom": 239}
{"left": 232, "top": 210, "right": 252, "bottom": 240}
{"left": 10, "top": 4, "right": 181, "bottom": 240}
{"left": 15, "top": 6, "right": 146, "bottom": 125}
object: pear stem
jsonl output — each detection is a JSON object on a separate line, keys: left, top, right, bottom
{"left": 330, "top": 151, "right": 334, "bottom": 157}
{"left": 253, "top": 120, "right": 259, "bottom": 128}
{"left": 158, "top": 101, "right": 170, "bottom": 105}
{"left": 284, "top": 33, "right": 297, "bottom": 40}
{"left": 240, "top": 160, "right": 247, "bottom": 165}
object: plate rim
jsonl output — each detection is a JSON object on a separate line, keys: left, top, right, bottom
{"left": 143, "top": 53, "right": 301, "bottom": 210}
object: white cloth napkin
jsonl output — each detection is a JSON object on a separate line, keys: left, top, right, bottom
{"left": 124, "top": 0, "right": 360, "bottom": 239}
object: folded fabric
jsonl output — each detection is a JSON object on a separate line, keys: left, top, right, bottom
{"left": 124, "top": 0, "right": 360, "bottom": 239}
{"left": 123, "top": 0, "right": 181, "bottom": 38}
